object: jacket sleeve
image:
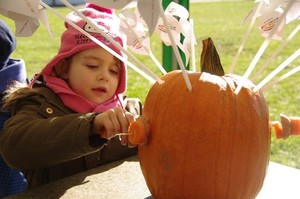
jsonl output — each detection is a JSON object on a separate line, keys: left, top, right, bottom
{"left": 0, "top": 92, "right": 104, "bottom": 170}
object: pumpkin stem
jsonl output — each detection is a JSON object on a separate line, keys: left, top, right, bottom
{"left": 200, "top": 37, "right": 225, "bottom": 76}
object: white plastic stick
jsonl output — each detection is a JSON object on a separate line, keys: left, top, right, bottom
{"left": 119, "top": 13, "right": 167, "bottom": 75}
{"left": 254, "top": 48, "right": 300, "bottom": 92}
{"left": 235, "top": 1, "right": 295, "bottom": 94}
{"left": 252, "top": 24, "right": 300, "bottom": 81}
{"left": 60, "top": 0, "right": 164, "bottom": 84}
{"left": 261, "top": 65, "right": 300, "bottom": 92}
{"left": 157, "top": 0, "right": 192, "bottom": 91}
{"left": 228, "top": 0, "right": 264, "bottom": 74}
{"left": 190, "top": 19, "right": 196, "bottom": 72}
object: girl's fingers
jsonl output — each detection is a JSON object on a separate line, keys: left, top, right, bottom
{"left": 94, "top": 107, "right": 136, "bottom": 145}
{"left": 115, "top": 108, "right": 130, "bottom": 133}
{"left": 103, "top": 108, "right": 122, "bottom": 137}
{"left": 119, "top": 134, "right": 128, "bottom": 146}
{"left": 115, "top": 108, "right": 135, "bottom": 145}
{"left": 125, "top": 111, "right": 135, "bottom": 123}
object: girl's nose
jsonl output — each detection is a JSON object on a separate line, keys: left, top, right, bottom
{"left": 97, "top": 68, "right": 109, "bottom": 82}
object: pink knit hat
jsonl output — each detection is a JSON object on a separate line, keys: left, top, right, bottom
{"left": 35, "top": 3, "right": 126, "bottom": 95}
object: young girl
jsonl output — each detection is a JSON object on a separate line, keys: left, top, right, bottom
{"left": 0, "top": 4, "right": 141, "bottom": 189}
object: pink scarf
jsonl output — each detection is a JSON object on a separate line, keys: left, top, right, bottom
{"left": 44, "top": 75, "right": 123, "bottom": 113}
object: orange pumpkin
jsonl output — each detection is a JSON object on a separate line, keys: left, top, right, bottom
{"left": 138, "top": 38, "right": 271, "bottom": 198}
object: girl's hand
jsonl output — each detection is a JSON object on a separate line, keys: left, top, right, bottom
{"left": 92, "top": 107, "right": 134, "bottom": 145}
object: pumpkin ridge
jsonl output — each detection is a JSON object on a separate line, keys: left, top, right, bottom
{"left": 139, "top": 74, "right": 165, "bottom": 189}
{"left": 231, "top": 90, "right": 247, "bottom": 198}
{"left": 215, "top": 82, "right": 231, "bottom": 198}
{"left": 218, "top": 75, "right": 240, "bottom": 198}
{"left": 222, "top": 98, "right": 232, "bottom": 198}
{"left": 180, "top": 76, "right": 204, "bottom": 197}
{"left": 236, "top": 90, "right": 254, "bottom": 198}
{"left": 141, "top": 71, "right": 189, "bottom": 196}
{"left": 246, "top": 92, "right": 264, "bottom": 197}
{"left": 171, "top": 73, "right": 191, "bottom": 197}
{"left": 175, "top": 73, "right": 191, "bottom": 197}
{"left": 207, "top": 76, "right": 237, "bottom": 198}
{"left": 207, "top": 77, "right": 226, "bottom": 198}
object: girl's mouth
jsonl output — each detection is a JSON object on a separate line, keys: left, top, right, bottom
{"left": 93, "top": 87, "right": 107, "bottom": 93}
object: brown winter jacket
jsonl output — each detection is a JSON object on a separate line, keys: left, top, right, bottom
{"left": 0, "top": 85, "right": 141, "bottom": 189}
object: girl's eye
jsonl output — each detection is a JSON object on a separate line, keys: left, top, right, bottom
{"left": 110, "top": 69, "right": 119, "bottom": 75}
{"left": 110, "top": 64, "right": 120, "bottom": 75}
{"left": 86, "top": 64, "right": 98, "bottom": 69}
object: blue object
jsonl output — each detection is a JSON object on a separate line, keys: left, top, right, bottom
{"left": 0, "top": 112, "right": 27, "bottom": 198}
{"left": 43, "top": 0, "right": 85, "bottom": 7}
{"left": 0, "top": 19, "right": 28, "bottom": 198}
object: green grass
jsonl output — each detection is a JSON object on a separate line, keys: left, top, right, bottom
{"left": 3, "top": 1, "right": 300, "bottom": 168}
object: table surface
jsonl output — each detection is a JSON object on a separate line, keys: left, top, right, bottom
{"left": 6, "top": 156, "right": 300, "bottom": 199}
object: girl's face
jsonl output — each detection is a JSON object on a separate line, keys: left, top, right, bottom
{"left": 62, "top": 47, "right": 121, "bottom": 104}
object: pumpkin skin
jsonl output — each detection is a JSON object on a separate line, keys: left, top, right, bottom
{"left": 138, "top": 70, "right": 270, "bottom": 199}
